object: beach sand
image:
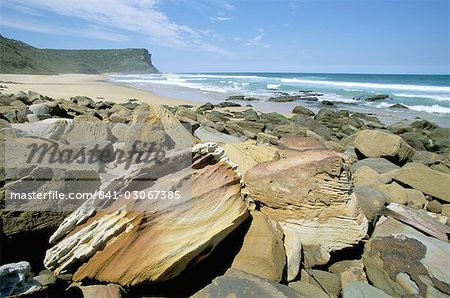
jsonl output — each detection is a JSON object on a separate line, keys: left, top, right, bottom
{"left": 0, "top": 74, "right": 196, "bottom": 106}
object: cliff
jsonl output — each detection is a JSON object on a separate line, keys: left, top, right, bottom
{"left": 0, "top": 35, "right": 159, "bottom": 74}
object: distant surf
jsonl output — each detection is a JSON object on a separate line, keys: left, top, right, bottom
{"left": 109, "top": 72, "right": 450, "bottom": 126}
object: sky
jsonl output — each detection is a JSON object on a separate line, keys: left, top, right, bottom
{"left": 0, "top": 0, "right": 449, "bottom": 74}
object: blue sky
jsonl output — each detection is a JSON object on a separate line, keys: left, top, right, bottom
{"left": 0, "top": 0, "right": 449, "bottom": 74}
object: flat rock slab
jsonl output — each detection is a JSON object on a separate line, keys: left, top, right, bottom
{"left": 393, "top": 163, "right": 450, "bottom": 202}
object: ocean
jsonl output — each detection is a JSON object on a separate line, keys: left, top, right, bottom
{"left": 108, "top": 73, "right": 450, "bottom": 127}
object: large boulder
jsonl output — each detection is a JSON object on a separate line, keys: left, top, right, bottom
{"left": 195, "top": 126, "right": 244, "bottom": 144}
{"left": 231, "top": 211, "right": 286, "bottom": 282}
{"left": 353, "top": 130, "right": 415, "bottom": 164}
{"left": 363, "top": 212, "right": 450, "bottom": 297}
{"left": 44, "top": 145, "right": 249, "bottom": 286}
{"left": 244, "top": 146, "right": 368, "bottom": 261}
{"left": 393, "top": 163, "right": 450, "bottom": 203}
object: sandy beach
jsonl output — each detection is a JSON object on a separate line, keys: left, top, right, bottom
{"left": 0, "top": 74, "right": 196, "bottom": 106}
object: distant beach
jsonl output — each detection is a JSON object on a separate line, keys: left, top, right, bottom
{"left": 0, "top": 74, "right": 196, "bottom": 107}
{"left": 108, "top": 72, "right": 450, "bottom": 127}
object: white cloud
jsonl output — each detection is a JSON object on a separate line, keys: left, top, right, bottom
{"left": 2, "top": 0, "right": 233, "bottom": 55}
{"left": 215, "top": 16, "right": 232, "bottom": 21}
{"left": 246, "top": 33, "right": 270, "bottom": 48}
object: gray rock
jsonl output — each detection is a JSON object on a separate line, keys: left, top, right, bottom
{"left": 352, "top": 158, "right": 400, "bottom": 174}
{"left": 192, "top": 269, "right": 302, "bottom": 298}
{"left": 389, "top": 103, "right": 409, "bottom": 109}
{"left": 353, "top": 94, "right": 390, "bottom": 101}
{"left": 0, "top": 261, "right": 42, "bottom": 297}
{"left": 343, "top": 281, "right": 392, "bottom": 298}
{"left": 292, "top": 106, "right": 314, "bottom": 116}
{"left": 243, "top": 109, "right": 259, "bottom": 122}
{"left": 400, "top": 132, "right": 427, "bottom": 151}
{"left": 195, "top": 126, "right": 244, "bottom": 143}
{"left": 354, "top": 187, "right": 386, "bottom": 222}
{"left": 29, "top": 103, "right": 50, "bottom": 115}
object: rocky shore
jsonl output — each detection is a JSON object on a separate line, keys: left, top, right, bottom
{"left": 1, "top": 89, "right": 449, "bottom": 297}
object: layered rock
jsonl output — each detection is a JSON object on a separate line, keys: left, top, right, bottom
{"left": 222, "top": 142, "right": 280, "bottom": 175}
{"left": 44, "top": 146, "right": 249, "bottom": 286}
{"left": 244, "top": 143, "right": 368, "bottom": 260}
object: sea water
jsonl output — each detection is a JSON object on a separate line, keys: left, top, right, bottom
{"left": 109, "top": 73, "right": 450, "bottom": 127}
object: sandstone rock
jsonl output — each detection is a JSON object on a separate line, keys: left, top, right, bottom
{"left": 309, "top": 270, "right": 341, "bottom": 297}
{"left": 329, "top": 260, "right": 368, "bottom": 288}
{"left": 351, "top": 158, "right": 399, "bottom": 174}
{"left": 44, "top": 148, "right": 249, "bottom": 286}
{"left": 353, "top": 187, "right": 386, "bottom": 222}
{"left": 61, "top": 121, "right": 115, "bottom": 144}
{"left": 343, "top": 281, "right": 392, "bottom": 298}
{"left": 109, "top": 112, "right": 128, "bottom": 124}
{"left": 406, "top": 189, "right": 427, "bottom": 209}
{"left": 0, "top": 261, "right": 43, "bottom": 297}
{"left": 256, "top": 132, "right": 278, "bottom": 145}
{"left": 234, "top": 121, "right": 265, "bottom": 134}
{"left": 223, "top": 142, "right": 280, "bottom": 175}
{"left": 131, "top": 104, "right": 193, "bottom": 151}
{"left": 393, "top": 163, "right": 450, "bottom": 202}
{"left": 244, "top": 149, "right": 368, "bottom": 259}
{"left": 192, "top": 269, "right": 302, "bottom": 298}
{"left": 76, "top": 283, "right": 122, "bottom": 298}
{"left": 353, "top": 130, "right": 415, "bottom": 164}
{"left": 363, "top": 216, "right": 450, "bottom": 297}
{"left": 283, "top": 229, "right": 302, "bottom": 282}
{"left": 374, "top": 182, "right": 409, "bottom": 205}
{"left": 288, "top": 281, "right": 328, "bottom": 298}
{"left": 426, "top": 200, "right": 443, "bottom": 213}
{"left": 277, "top": 136, "right": 327, "bottom": 152}
{"left": 231, "top": 211, "right": 285, "bottom": 282}
{"left": 442, "top": 204, "right": 450, "bottom": 217}
{"left": 303, "top": 244, "right": 331, "bottom": 267}
{"left": 275, "top": 124, "right": 306, "bottom": 138}
{"left": 353, "top": 166, "right": 383, "bottom": 188}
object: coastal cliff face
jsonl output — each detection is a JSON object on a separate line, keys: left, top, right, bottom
{"left": 0, "top": 35, "right": 159, "bottom": 74}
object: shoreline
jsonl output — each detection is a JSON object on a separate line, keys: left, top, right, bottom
{"left": 0, "top": 74, "right": 197, "bottom": 107}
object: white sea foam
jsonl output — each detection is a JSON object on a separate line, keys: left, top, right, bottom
{"left": 406, "top": 105, "right": 450, "bottom": 114}
{"left": 267, "top": 84, "right": 281, "bottom": 90}
{"left": 393, "top": 93, "right": 450, "bottom": 101}
{"left": 280, "top": 78, "right": 450, "bottom": 92}
{"left": 375, "top": 102, "right": 450, "bottom": 114}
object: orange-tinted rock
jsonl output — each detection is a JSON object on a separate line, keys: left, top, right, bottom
{"left": 45, "top": 146, "right": 249, "bottom": 286}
